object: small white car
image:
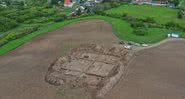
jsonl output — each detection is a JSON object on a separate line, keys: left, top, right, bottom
{"left": 142, "top": 44, "right": 148, "bottom": 47}
{"left": 124, "top": 45, "right": 132, "bottom": 49}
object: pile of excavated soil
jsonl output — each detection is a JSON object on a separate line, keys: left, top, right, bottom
{"left": 45, "top": 44, "right": 132, "bottom": 98}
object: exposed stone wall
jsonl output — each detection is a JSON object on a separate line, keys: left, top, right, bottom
{"left": 45, "top": 44, "right": 132, "bottom": 98}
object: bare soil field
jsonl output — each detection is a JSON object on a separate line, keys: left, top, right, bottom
{"left": 0, "top": 20, "right": 118, "bottom": 99}
{"left": 104, "top": 39, "right": 185, "bottom": 99}
{"left": 1, "top": 18, "right": 185, "bottom": 99}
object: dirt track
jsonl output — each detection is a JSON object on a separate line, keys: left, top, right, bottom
{"left": 104, "top": 40, "right": 185, "bottom": 99}
{"left": 0, "top": 20, "right": 118, "bottom": 99}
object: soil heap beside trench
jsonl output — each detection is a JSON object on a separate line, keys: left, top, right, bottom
{"left": 45, "top": 44, "right": 133, "bottom": 98}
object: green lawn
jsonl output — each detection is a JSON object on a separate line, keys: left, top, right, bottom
{"left": 1, "top": 15, "right": 182, "bottom": 55}
{"left": 105, "top": 4, "right": 185, "bottom": 26}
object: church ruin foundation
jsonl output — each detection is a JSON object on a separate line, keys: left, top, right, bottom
{"left": 45, "top": 44, "right": 133, "bottom": 98}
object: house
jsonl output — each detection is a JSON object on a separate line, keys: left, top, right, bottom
{"left": 91, "top": 0, "right": 103, "bottom": 3}
{"left": 64, "top": 0, "right": 73, "bottom": 7}
{"left": 64, "top": 0, "right": 103, "bottom": 7}
{"left": 132, "top": 0, "right": 152, "bottom": 4}
{"left": 132, "top": 0, "right": 175, "bottom": 7}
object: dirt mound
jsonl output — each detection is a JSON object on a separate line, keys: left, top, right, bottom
{"left": 45, "top": 44, "right": 132, "bottom": 98}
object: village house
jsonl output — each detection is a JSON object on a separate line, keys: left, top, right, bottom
{"left": 64, "top": 0, "right": 103, "bottom": 7}
{"left": 132, "top": 0, "right": 175, "bottom": 7}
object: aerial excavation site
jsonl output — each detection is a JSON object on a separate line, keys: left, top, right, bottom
{"left": 0, "top": 0, "right": 185, "bottom": 99}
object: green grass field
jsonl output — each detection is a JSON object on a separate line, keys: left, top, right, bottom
{"left": 105, "top": 4, "right": 185, "bottom": 26}
{"left": 1, "top": 15, "right": 183, "bottom": 55}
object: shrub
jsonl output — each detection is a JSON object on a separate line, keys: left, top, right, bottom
{"left": 0, "top": 25, "right": 40, "bottom": 47}
{"left": 0, "top": 17, "right": 18, "bottom": 32}
{"left": 165, "top": 21, "right": 182, "bottom": 30}
{"left": 54, "top": 14, "right": 67, "bottom": 22}
{"left": 76, "top": 8, "right": 82, "bottom": 16}
{"left": 141, "top": 17, "right": 156, "bottom": 23}
{"left": 0, "top": 38, "right": 8, "bottom": 47}
{"left": 34, "top": 10, "right": 54, "bottom": 17}
{"left": 177, "top": 10, "right": 185, "bottom": 19}
{"left": 0, "top": 6, "right": 5, "bottom": 11}
{"left": 166, "top": 21, "right": 178, "bottom": 27}
{"left": 133, "top": 28, "right": 148, "bottom": 36}
{"left": 122, "top": 15, "right": 138, "bottom": 22}
{"left": 5, "top": 12, "right": 19, "bottom": 20}
{"left": 130, "top": 21, "right": 146, "bottom": 28}
{"left": 122, "top": 13, "right": 128, "bottom": 18}
{"left": 101, "top": 3, "right": 112, "bottom": 10}
{"left": 20, "top": 26, "right": 40, "bottom": 34}
{"left": 16, "top": 14, "right": 34, "bottom": 23}
{"left": 80, "top": 13, "right": 91, "bottom": 18}
{"left": 4, "top": 32, "right": 17, "bottom": 41}
{"left": 94, "top": 3, "right": 112, "bottom": 11}
{"left": 94, "top": 10, "right": 107, "bottom": 16}
{"left": 147, "top": 23, "right": 163, "bottom": 28}
{"left": 110, "top": 2, "right": 121, "bottom": 8}
{"left": 34, "top": 11, "right": 47, "bottom": 17}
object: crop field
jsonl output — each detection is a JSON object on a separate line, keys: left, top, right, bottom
{"left": 105, "top": 5, "right": 185, "bottom": 26}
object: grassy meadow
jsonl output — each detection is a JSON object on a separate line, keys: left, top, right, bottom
{"left": 1, "top": 3, "right": 185, "bottom": 55}
{"left": 105, "top": 4, "right": 185, "bottom": 26}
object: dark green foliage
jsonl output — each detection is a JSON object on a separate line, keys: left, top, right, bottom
{"left": 93, "top": 2, "right": 121, "bottom": 13}
{"left": 34, "top": 10, "right": 55, "bottom": 17}
{"left": 0, "top": 25, "right": 39, "bottom": 47}
{"left": 110, "top": 2, "right": 121, "bottom": 8}
{"left": 0, "top": 17, "right": 18, "bottom": 32}
{"left": 94, "top": 10, "right": 107, "bottom": 16}
{"left": 76, "top": 8, "right": 82, "bottom": 16}
{"left": 177, "top": 10, "right": 184, "bottom": 19}
{"left": 178, "top": 11, "right": 183, "bottom": 19}
{"left": 141, "top": 17, "right": 156, "bottom": 23}
{"left": 133, "top": 28, "right": 148, "bottom": 36}
{"left": 50, "top": 0, "right": 64, "bottom": 5}
{"left": 0, "top": 6, "right": 5, "bottom": 11}
{"left": 17, "top": 14, "right": 34, "bottom": 23}
{"left": 165, "top": 21, "right": 182, "bottom": 30}
{"left": 130, "top": 21, "right": 146, "bottom": 28}
{"left": 2, "top": 9, "right": 34, "bottom": 23}
{"left": 54, "top": 14, "right": 67, "bottom": 22}
{"left": 122, "top": 13, "right": 128, "bottom": 17}
{"left": 0, "top": 39, "right": 8, "bottom": 47}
